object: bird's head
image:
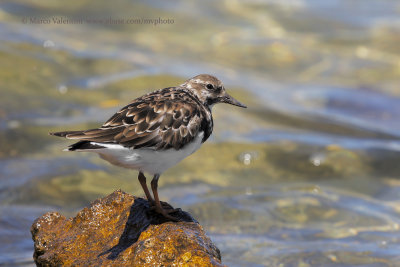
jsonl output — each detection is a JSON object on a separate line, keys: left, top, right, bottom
{"left": 181, "top": 74, "right": 247, "bottom": 109}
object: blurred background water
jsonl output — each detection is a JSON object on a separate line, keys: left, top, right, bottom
{"left": 1, "top": 0, "right": 400, "bottom": 266}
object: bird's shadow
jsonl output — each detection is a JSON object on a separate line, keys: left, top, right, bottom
{"left": 98, "top": 198, "right": 197, "bottom": 260}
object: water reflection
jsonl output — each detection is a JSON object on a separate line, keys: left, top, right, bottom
{"left": 1, "top": 0, "right": 400, "bottom": 266}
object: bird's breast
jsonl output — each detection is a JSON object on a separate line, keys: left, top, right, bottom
{"left": 95, "top": 131, "right": 205, "bottom": 175}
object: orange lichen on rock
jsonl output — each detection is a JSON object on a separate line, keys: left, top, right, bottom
{"left": 31, "top": 190, "right": 223, "bottom": 266}
{"left": 132, "top": 223, "right": 222, "bottom": 266}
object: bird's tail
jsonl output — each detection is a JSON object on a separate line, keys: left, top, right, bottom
{"left": 50, "top": 130, "right": 106, "bottom": 151}
{"left": 49, "top": 130, "right": 86, "bottom": 139}
{"left": 66, "top": 140, "right": 105, "bottom": 151}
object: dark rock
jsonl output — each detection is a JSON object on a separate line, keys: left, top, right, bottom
{"left": 31, "top": 190, "right": 223, "bottom": 266}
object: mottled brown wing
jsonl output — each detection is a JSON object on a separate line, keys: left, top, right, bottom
{"left": 53, "top": 88, "right": 204, "bottom": 150}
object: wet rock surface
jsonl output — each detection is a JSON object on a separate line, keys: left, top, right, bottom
{"left": 31, "top": 190, "right": 223, "bottom": 266}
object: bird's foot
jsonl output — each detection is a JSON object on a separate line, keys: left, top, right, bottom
{"left": 146, "top": 198, "right": 155, "bottom": 206}
{"left": 152, "top": 205, "right": 180, "bottom": 221}
{"left": 147, "top": 200, "right": 175, "bottom": 211}
{"left": 151, "top": 205, "right": 180, "bottom": 214}
{"left": 148, "top": 201, "right": 180, "bottom": 221}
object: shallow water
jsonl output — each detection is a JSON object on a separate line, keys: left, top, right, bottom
{"left": 1, "top": 0, "right": 400, "bottom": 266}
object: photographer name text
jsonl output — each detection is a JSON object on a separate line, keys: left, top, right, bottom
{"left": 22, "top": 16, "right": 174, "bottom": 26}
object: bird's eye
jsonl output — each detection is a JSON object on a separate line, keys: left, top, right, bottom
{"left": 206, "top": 84, "right": 214, "bottom": 90}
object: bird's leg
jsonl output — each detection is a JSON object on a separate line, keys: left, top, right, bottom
{"left": 150, "top": 174, "right": 179, "bottom": 221}
{"left": 138, "top": 171, "right": 154, "bottom": 204}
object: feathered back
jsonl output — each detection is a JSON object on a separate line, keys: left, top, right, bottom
{"left": 50, "top": 87, "right": 213, "bottom": 150}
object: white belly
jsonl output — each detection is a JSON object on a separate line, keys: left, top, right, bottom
{"left": 92, "top": 132, "right": 204, "bottom": 175}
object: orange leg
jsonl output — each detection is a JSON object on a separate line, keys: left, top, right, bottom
{"left": 150, "top": 174, "right": 179, "bottom": 221}
{"left": 138, "top": 172, "right": 154, "bottom": 203}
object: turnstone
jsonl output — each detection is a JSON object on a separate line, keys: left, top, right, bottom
{"left": 50, "top": 74, "right": 246, "bottom": 220}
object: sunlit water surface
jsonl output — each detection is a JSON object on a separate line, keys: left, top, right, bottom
{"left": 1, "top": 0, "right": 400, "bottom": 266}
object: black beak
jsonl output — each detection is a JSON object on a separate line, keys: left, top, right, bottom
{"left": 220, "top": 93, "right": 247, "bottom": 108}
